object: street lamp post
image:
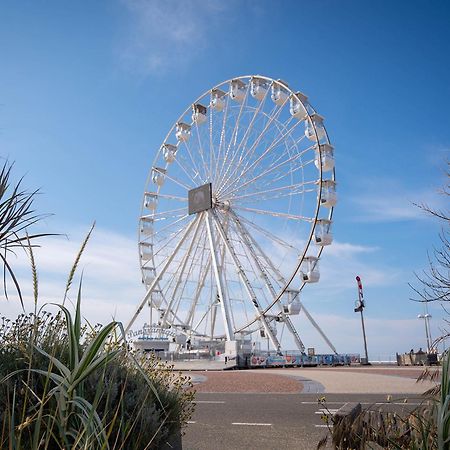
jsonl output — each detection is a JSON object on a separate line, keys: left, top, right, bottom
{"left": 417, "top": 313, "right": 432, "bottom": 352}
{"left": 354, "top": 275, "right": 369, "bottom": 365}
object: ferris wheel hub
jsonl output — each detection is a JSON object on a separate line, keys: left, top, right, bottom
{"left": 188, "top": 182, "right": 212, "bottom": 215}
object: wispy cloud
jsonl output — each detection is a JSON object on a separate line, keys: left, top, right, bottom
{"left": 348, "top": 179, "right": 447, "bottom": 223}
{"left": 118, "top": 0, "right": 233, "bottom": 74}
{"left": 2, "top": 226, "right": 143, "bottom": 325}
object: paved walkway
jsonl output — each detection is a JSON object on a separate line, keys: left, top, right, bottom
{"left": 252, "top": 367, "right": 437, "bottom": 394}
{"left": 186, "top": 366, "right": 439, "bottom": 395}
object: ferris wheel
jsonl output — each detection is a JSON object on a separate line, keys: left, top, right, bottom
{"left": 125, "top": 75, "right": 337, "bottom": 354}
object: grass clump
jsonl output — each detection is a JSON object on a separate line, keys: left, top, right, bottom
{"left": 0, "top": 234, "right": 194, "bottom": 449}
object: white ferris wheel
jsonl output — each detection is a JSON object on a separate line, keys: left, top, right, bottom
{"left": 125, "top": 75, "right": 337, "bottom": 355}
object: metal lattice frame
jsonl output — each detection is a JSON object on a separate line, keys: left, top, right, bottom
{"left": 126, "top": 75, "right": 337, "bottom": 354}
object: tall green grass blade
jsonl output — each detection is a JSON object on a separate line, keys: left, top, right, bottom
{"left": 50, "top": 302, "right": 78, "bottom": 370}
{"left": 74, "top": 277, "right": 82, "bottom": 345}
{"left": 32, "top": 345, "right": 71, "bottom": 379}
{"left": 72, "top": 321, "right": 119, "bottom": 382}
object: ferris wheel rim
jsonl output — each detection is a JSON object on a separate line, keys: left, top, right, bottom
{"left": 134, "top": 74, "right": 336, "bottom": 346}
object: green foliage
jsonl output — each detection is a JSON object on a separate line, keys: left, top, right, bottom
{"left": 0, "top": 303, "right": 194, "bottom": 449}
{"left": 0, "top": 160, "right": 55, "bottom": 307}
{"left": 0, "top": 233, "right": 194, "bottom": 449}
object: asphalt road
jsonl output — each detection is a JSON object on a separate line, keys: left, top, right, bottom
{"left": 183, "top": 392, "right": 425, "bottom": 450}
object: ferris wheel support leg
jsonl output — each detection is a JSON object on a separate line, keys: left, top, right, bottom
{"left": 125, "top": 215, "right": 200, "bottom": 335}
{"left": 229, "top": 211, "right": 337, "bottom": 354}
{"left": 205, "top": 212, "right": 234, "bottom": 341}
{"left": 211, "top": 210, "right": 282, "bottom": 353}
{"left": 186, "top": 258, "right": 211, "bottom": 329}
{"left": 160, "top": 213, "right": 204, "bottom": 329}
{"left": 300, "top": 303, "right": 337, "bottom": 354}
{"left": 229, "top": 211, "right": 305, "bottom": 353}
{"left": 211, "top": 298, "right": 218, "bottom": 342}
{"left": 282, "top": 316, "right": 306, "bottom": 353}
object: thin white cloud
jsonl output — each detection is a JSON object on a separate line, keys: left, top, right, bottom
{"left": 349, "top": 180, "right": 448, "bottom": 223}
{"left": 1, "top": 226, "right": 144, "bottom": 325}
{"left": 118, "top": 0, "right": 233, "bottom": 74}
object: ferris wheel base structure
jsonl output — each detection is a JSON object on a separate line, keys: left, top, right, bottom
{"left": 126, "top": 75, "right": 339, "bottom": 356}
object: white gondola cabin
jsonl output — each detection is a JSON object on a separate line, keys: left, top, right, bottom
{"left": 152, "top": 167, "right": 166, "bottom": 186}
{"left": 300, "top": 256, "right": 320, "bottom": 283}
{"left": 142, "top": 266, "right": 156, "bottom": 284}
{"left": 211, "top": 88, "right": 226, "bottom": 111}
{"left": 230, "top": 78, "right": 246, "bottom": 102}
{"left": 282, "top": 289, "right": 302, "bottom": 315}
{"left": 144, "top": 192, "right": 158, "bottom": 210}
{"left": 314, "top": 219, "right": 333, "bottom": 246}
{"left": 140, "top": 217, "right": 154, "bottom": 236}
{"left": 305, "top": 113, "right": 326, "bottom": 141}
{"left": 250, "top": 77, "right": 269, "bottom": 101}
{"left": 175, "top": 122, "right": 191, "bottom": 142}
{"left": 290, "top": 92, "right": 308, "bottom": 119}
{"left": 162, "top": 144, "right": 177, "bottom": 163}
{"left": 192, "top": 103, "right": 207, "bottom": 125}
{"left": 140, "top": 242, "right": 153, "bottom": 260}
{"left": 314, "top": 143, "right": 335, "bottom": 172}
{"left": 319, "top": 180, "right": 337, "bottom": 208}
{"left": 271, "top": 79, "right": 289, "bottom": 105}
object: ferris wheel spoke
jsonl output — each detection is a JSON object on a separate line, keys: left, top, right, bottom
{"left": 143, "top": 207, "right": 187, "bottom": 220}
{"left": 150, "top": 214, "right": 190, "bottom": 241}
{"left": 145, "top": 192, "right": 188, "bottom": 202}
{"left": 172, "top": 153, "right": 201, "bottom": 186}
{"left": 271, "top": 158, "right": 316, "bottom": 185}
{"left": 152, "top": 227, "right": 188, "bottom": 261}
{"left": 216, "top": 85, "right": 250, "bottom": 186}
{"left": 213, "top": 94, "right": 231, "bottom": 184}
{"left": 156, "top": 168, "right": 193, "bottom": 191}
{"left": 126, "top": 214, "right": 200, "bottom": 334}
{"left": 221, "top": 118, "right": 305, "bottom": 196}
{"left": 216, "top": 88, "right": 272, "bottom": 193}
{"left": 186, "top": 240, "right": 211, "bottom": 327}
{"left": 229, "top": 180, "right": 317, "bottom": 204}
{"left": 232, "top": 205, "right": 315, "bottom": 222}
{"left": 229, "top": 212, "right": 285, "bottom": 285}
{"left": 233, "top": 213, "right": 297, "bottom": 251}
{"left": 216, "top": 102, "right": 290, "bottom": 196}
{"left": 221, "top": 146, "right": 315, "bottom": 199}
{"left": 179, "top": 139, "right": 203, "bottom": 183}
{"left": 223, "top": 133, "right": 310, "bottom": 200}
{"left": 209, "top": 106, "right": 215, "bottom": 183}
{"left": 216, "top": 99, "right": 294, "bottom": 197}
{"left": 234, "top": 188, "right": 317, "bottom": 205}
{"left": 193, "top": 120, "right": 210, "bottom": 182}
{"left": 161, "top": 216, "right": 205, "bottom": 328}
{"left": 172, "top": 227, "right": 208, "bottom": 322}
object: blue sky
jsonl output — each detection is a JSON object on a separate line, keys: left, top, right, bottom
{"left": 1, "top": 0, "right": 449, "bottom": 358}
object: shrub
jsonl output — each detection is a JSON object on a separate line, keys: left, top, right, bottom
{"left": 0, "top": 235, "right": 194, "bottom": 449}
